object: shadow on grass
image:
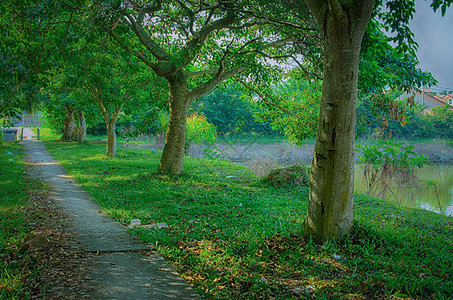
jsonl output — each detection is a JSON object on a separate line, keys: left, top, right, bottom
{"left": 42, "top": 140, "right": 453, "bottom": 299}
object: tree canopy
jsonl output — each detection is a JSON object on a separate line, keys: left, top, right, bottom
{"left": 89, "top": 0, "right": 320, "bottom": 173}
{"left": 0, "top": 0, "right": 82, "bottom": 120}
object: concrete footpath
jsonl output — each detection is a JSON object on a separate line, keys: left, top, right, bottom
{"left": 21, "top": 136, "right": 198, "bottom": 299}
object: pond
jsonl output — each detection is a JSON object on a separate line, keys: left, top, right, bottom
{"left": 354, "top": 164, "right": 453, "bottom": 216}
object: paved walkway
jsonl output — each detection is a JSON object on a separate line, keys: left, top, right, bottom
{"left": 21, "top": 136, "right": 198, "bottom": 299}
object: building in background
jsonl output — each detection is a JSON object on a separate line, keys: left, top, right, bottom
{"left": 399, "top": 88, "right": 453, "bottom": 113}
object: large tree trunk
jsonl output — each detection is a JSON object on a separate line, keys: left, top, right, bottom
{"left": 61, "top": 107, "right": 78, "bottom": 141}
{"left": 77, "top": 110, "right": 87, "bottom": 144}
{"left": 159, "top": 71, "right": 191, "bottom": 174}
{"left": 106, "top": 120, "right": 117, "bottom": 157}
{"left": 303, "top": 0, "right": 374, "bottom": 243}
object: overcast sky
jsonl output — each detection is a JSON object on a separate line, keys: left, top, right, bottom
{"left": 411, "top": 0, "right": 453, "bottom": 91}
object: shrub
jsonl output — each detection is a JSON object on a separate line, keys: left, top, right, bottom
{"left": 356, "top": 139, "right": 430, "bottom": 197}
{"left": 264, "top": 164, "right": 310, "bottom": 187}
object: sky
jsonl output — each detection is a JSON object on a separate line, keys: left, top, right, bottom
{"left": 410, "top": 0, "right": 453, "bottom": 91}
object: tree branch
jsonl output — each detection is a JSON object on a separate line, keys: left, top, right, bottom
{"left": 303, "top": 0, "right": 328, "bottom": 25}
{"left": 174, "top": 0, "right": 196, "bottom": 35}
{"left": 177, "top": 8, "right": 238, "bottom": 68}
{"left": 225, "top": 20, "right": 266, "bottom": 30}
{"left": 106, "top": 27, "right": 158, "bottom": 73}
{"left": 136, "top": 0, "right": 162, "bottom": 25}
{"left": 122, "top": 13, "right": 169, "bottom": 60}
{"left": 190, "top": 66, "right": 245, "bottom": 102}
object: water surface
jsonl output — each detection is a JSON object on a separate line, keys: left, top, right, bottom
{"left": 354, "top": 165, "right": 453, "bottom": 216}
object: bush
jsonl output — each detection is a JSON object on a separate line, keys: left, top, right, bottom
{"left": 185, "top": 113, "right": 217, "bottom": 152}
{"left": 264, "top": 165, "right": 310, "bottom": 187}
{"left": 356, "top": 139, "right": 430, "bottom": 196}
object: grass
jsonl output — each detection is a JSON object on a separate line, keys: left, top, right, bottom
{"left": 42, "top": 138, "right": 453, "bottom": 299}
{"left": 0, "top": 141, "right": 51, "bottom": 299}
{"left": 0, "top": 142, "right": 29, "bottom": 298}
{"left": 30, "top": 127, "right": 60, "bottom": 142}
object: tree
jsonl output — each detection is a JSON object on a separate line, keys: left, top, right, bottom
{"left": 0, "top": 0, "right": 82, "bottom": 120}
{"left": 296, "top": 0, "right": 452, "bottom": 242}
{"left": 94, "top": 0, "right": 315, "bottom": 174}
{"left": 40, "top": 67, "right": 97, "bottom": 143}
{"left": 297, "top": 0, "right": 374, "bottom": 243}
{"left": 78, "top": 41, "right": 156, "bottom": 157}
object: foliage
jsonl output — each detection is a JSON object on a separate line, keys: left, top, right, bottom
{"left": 357, "top": 140, "right": 429, "bottom": 170}
{"left": 356, "top": 139, "right": 430, "bottom": 197}
{"left": 430, "top": 105, "right": 453, "bottom": 138}
{"left": 94, "top": 0, "right": 317, "bottom": 85}
{"left": 357, "top": 19, "right": 437, "bottom": 137}
{"left": 359, "top": 101, "right": 453, "bottom": 140}
{"left": 42, "top": 140, "right": 453, "bottom": 299}
{"left": 253, "top": 77, "right": 321, "bottom": 145}
{"left": 157, "top": 112, "right": 217, "bottom": 151}
{"left": 185, "top": 113, "right": 217, "bottom": 147}
{"left": 360, "top": 21, "right": 436, "bottom": 94}
{"left": 194, "top": 83, "right": 276, "bottom": 137}
{"left": 356, "top": 89, "right": 415, "bottom": 138}
{"left": 0, "top": 0, "right": 82, "bottom": 119}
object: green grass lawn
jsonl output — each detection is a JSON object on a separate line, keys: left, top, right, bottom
{"left": 0, "top": 142, "right": 50, "bottom": 299}
{"left": 42, "top": 139, "right": 453, "bottom": 299}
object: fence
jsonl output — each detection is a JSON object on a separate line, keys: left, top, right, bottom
{"left": 11, "top": 113, "right": 43, "bottom": 127}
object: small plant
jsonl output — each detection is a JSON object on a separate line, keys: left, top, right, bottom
{"left": 185, "top": 113, "right": 217, "bottom": 153}
{"left": 202, "top": 146, "right": 222, "bottom": 160}
{"left": 427, "top": 180, "right": 443, "bottom": 214}
{"left": 156, "top": 112, "right": 217, "bottom": 153}
{"left": 356, "top": 140, "right": 430, "bottom": 199}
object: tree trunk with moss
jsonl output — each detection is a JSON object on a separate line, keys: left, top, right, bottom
{"left": 77, "top": 110, "right": 86, "bottom": 144}
{"left": 302, "top": 0, "right": 374, "bottom": 243}
{"left": 106, "top": 120, "right": 117, "bottom": 157}
{"left": 61, "top": 106, "right": 78, "bottom": 141}
{"left": 158, "top": 71, "right": 191, "bottom": 174}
